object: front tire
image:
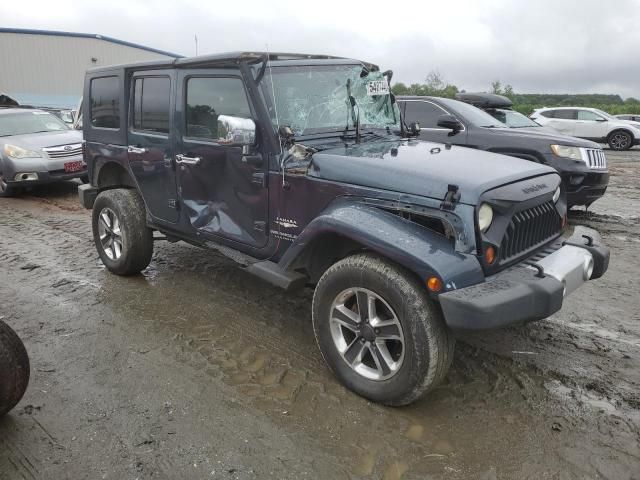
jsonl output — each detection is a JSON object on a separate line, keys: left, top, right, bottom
{"left": 92, "top": 189, "right": 153, "bottom": 275}
{"left": 607, "top": 130, "right": 633, "bottom": 151}
{"left": 312, "top": 254, "right": 455, "bottom": 406}
{"left": 0, "top": 174, "right": 18, "bottom": 197}
{"left": 0, "top": 320, "right": 30, "bottom": 417}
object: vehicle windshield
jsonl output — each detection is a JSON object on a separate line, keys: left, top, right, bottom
{"left": 438, "top": 98, "right": 505, "bottom": 128}
{"left": 0, "top": 111, "right": 69, "bottom": 137}
{"left": 260, "top": 64, "right": 401, "bottom": 136}
{"left": 490, "top": 109, "right": 541, "bottom": 128}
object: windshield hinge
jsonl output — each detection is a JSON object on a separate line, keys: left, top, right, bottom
{"left": 440, "top": 184, "right": 460, "bottom": 211}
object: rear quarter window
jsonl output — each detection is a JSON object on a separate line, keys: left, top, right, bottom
{"left": 90, "top": 76, "right": 120, "bottom": 129}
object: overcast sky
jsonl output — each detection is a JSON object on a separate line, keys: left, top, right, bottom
{"left": 4, "top": 0, "right": 640, "bottom": 98}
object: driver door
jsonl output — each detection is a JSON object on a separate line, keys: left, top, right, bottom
{"left": 175, "top": 71, "right": 268, "bottom": 248}
{"left": 575, "top": 109, "right": 608, "bottom": 139}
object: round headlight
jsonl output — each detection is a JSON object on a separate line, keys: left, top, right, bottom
{"left": 478, "top": 203, "right": 493, "bottom": 232}
{"left": 553, "top": 186, "right": 561, "bottom": 203}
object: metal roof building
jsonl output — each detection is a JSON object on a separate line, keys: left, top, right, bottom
{"left": 0, "top": 28, "right": 182, "bottom": 108}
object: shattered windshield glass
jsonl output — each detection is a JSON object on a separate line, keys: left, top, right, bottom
{"left": 260, "top": 64, "right": 401, "bottom": 136}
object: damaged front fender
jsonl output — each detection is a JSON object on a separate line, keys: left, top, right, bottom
{"left": 278, "top": 198, "right": 485, "bottom": 291}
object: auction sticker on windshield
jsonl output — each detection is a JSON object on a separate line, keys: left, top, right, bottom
{"left": 366, "top": 81, "right": 390, "bottom": 96}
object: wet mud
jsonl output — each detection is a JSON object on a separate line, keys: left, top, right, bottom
{"left": 1, "top": 150, "right": 639, "bottom": 479}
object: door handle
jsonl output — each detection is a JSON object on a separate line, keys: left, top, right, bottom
{"left": 128, "top": 145, "right": 148, "bottom": 154}
{"left": 175, "top": 154, "right": 201, "bottom": 165}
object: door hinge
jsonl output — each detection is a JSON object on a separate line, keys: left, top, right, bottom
{"left": 251, "top": 172, "right": 266, "bottom": 187}
{"left": 253, "top": 221, "right": 266, "bottom": 232}
{"left": 168, "top": 198, "right": 179, "bottom": 210}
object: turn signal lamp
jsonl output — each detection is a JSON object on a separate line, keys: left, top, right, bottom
{"left": 485, "top": 246, "right": 496, "bottom": 265}
{"left": 427, "top": 277, "right": 443, "bottom": 292}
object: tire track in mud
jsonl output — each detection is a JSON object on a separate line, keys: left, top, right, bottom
{"left": 1, "top": 190, "right": 640, "bottom": 478}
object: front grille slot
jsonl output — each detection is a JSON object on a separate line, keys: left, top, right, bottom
{"left": 43, "top": 143, "right": 83, "bottom": 159}
{"left": 499, "top": 201, "right": 561, "bottom": 262}
{"left": 585, "top": 148, "right": 607, "bottom": 169}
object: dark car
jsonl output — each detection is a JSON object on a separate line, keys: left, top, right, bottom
{"left": 78, "top": 52, "right": 609, "bottom": 406}
{"left": 398, "top": 95, "right": 609, "bottom": 208}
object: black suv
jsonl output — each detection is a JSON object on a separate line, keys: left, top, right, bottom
{"left": 398, "top": 95, "right": 610, "bottom": 208}
{"left": 79, "top": 52, "right": 609, "bottom": 405}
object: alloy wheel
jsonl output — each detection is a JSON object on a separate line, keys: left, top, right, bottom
{"left": 97, "top": 207, "right": 123, "bottom": 260}
{"left": 329, "top": 287, "right": 405, "bottom": 381}
{"left": 611, "top": 133, "right": 630, "bottom": 150}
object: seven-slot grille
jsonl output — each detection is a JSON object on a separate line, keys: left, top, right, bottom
{"left": 584, "top": 148, "right": 607, "bottom": 169}
{"left": 499, "top": 201, "right": 562, "bottom": 262}
{"left": 43, "top": 143, "right": 82, "bottom": 158}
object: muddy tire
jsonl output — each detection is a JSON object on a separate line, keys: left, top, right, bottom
{"left": 607, "top": 130, "right": 633, "bottom": 151}
{"left": 0, "top": 174, "right": 18, "bottom": 197}
{"left": 92, "top": 188, "right": 153, "bottom": 275}
{"left": 312, "top": 253, "right": 455, "bottom": 406}
{"left": 0, "top": 320, "right": 30, "bottom": 417}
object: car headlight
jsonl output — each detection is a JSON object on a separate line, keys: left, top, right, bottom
{"left": 3, "top": 144, "right": 43, "bottom": 159}
{"left": 553, "top": 186, "right": 561, "bottom": 203}
{"left": 478, "top": 203, "right": 493, "bottom": 232}
{"left": 550, "top": 144, "right": 582, "bottom": 161}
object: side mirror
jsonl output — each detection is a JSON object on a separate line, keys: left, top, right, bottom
{"left": 217, "top": 115, "right": 256, "bottom": 146}
{"left": 437, "top": 114, "right": 463, "bottom": 132}
{"left": 409, "top": 121, "right": 421, "bottom": 136}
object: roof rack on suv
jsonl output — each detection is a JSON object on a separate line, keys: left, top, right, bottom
{"left": 456, "top": 92, "right": 513, "bottom": 109}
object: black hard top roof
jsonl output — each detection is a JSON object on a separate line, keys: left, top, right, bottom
{"left": 87, "top": 51, "right": 379, "bottom": 74}
{"left": 455, "top": 92, "right": 513, "bottom": 109}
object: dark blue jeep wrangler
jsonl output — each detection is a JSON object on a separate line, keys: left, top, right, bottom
{"left": 78, "top": 52, "right": 609, "bottom": 405}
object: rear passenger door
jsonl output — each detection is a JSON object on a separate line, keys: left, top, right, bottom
{"left": 127, "top": 71, "right": 179, "bottom": 223}
{"left": 545, "top": 109, "right": 577, "bottom": 136}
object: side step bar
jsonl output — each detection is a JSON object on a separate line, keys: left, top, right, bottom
{"left": 245, "top": 261, "right": 307, "bottom": 291}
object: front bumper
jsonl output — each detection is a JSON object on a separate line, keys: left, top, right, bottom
{"left": 565, "top": 171, "right": 609, "bottom": 207}
{"left": 439, "top": 226, "right": 609, "bottom": 330}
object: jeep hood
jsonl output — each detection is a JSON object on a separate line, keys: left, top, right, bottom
{"left": 308, "top": 139, "right": 556, "bottom": 205}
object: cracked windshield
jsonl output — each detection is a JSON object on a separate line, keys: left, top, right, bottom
{"left": 261, "top": 64, "right": 401, "bottom": 136}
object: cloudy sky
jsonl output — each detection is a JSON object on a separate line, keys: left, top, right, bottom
{"left": 4, "top": 0, "right": 640, "bottom": 98}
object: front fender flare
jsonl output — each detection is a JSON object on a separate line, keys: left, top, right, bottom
{"left": 279, "top": 199, "right": 484, "bottom": 291}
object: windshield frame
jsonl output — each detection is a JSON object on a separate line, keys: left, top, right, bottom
{"left": 0, "top": 110, "right": 70, "bottom": 137}
{"left": 258, "top": 63, "right": 402, "bottom": 139}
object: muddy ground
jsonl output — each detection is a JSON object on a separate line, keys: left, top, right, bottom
{"left": 0, "top": 149, "right": 639, "bottom": 480}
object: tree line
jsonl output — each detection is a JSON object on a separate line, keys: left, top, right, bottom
{"left": 391, "top": 72, "right": 640, "bottom": 116}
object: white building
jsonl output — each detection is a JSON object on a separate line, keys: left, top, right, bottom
{"left": 0, "top": 28, "right": 181, "bottom": 108}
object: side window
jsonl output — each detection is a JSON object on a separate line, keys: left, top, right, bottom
{"left": 577, "top": 110, "right": 603, "bottom": 121}
{"left": 540, "top": 110, "right": 555, "bottom": 118}
{"left": 403, "top": 101, "right": 447, "bottom": 128}
{"left": 132, "top": 77, "right": 171, "bottom": 134}
{"left": 90, "top": 76, "right": 120, "bottom": 129}
{"left": 185, "top": 77, "right": 251, "bottom": 140}
{"left": 554, "top": 109, "right": 576, "bottom": 120}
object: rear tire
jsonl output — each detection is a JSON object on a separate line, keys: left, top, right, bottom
{"left": 607, "top": 130, "right": 633, "bottom": 151}
{"left": 92, "top": 189, "right": 153, "bottom": 275}
{"left": 312, "top": 253, "right": 455, "bottom": 406}
{"left": 0, "top": 320, "right": 30, "bottom": 417}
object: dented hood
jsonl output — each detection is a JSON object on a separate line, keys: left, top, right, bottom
{"left": 307, "top": 139, "right": 556, "bottom": 205}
